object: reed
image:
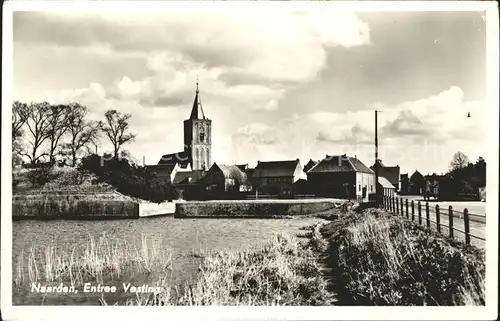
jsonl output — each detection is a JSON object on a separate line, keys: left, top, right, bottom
{"left": 15, "top": 234, "right": 172, "bottom": 287}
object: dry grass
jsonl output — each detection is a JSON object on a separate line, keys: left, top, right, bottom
{"left": 321, "top": 209, "right": 485, "bottom": 306}
{"left": 101, "top": 233, "right": 330, "bottom": 306}
{"left": 177, "top": 234, "right": 328, "bottom": 306}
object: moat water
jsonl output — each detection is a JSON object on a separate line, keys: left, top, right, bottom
{"left": 12, "top": 215, "right": 322, "bottom": 305}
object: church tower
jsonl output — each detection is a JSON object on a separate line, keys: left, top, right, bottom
{"left": 184, "top": 80, "right": 212, "bottom": 170}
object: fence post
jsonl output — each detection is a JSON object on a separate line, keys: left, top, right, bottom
{"left": 396, "top": 198, "right": 399, "bottom": 215}
{"left": 448, "top": 206, "right": 454, "bottom": 239}
{"left": 405, "top": 199, "right": 409, "bottom": 218}
{"left": 425, "top": 202, "right": 430, "bottom": 229}
{"left": 418, "top": 201, "right": 422, "bottom": 225}
{"left": 435, "top": 205, "right": 441, "bottom": 233}
{"left": 401, "top": 198, "right": 404, "bottom": 217}
{"left": 392, "top": 196, "right": 395, "bottom": 213}
{"left": 411, "top": 200, "right": 415, "bottom": 221}
{"left": 464, "top": 209, "right": 470, "bottom": 245}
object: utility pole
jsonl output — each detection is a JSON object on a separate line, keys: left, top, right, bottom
{"left": 375, "top": 110, "right": 380, "bottom": 207}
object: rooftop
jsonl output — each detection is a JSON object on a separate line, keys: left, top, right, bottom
{"left": 308, "top": 154, "right": 373, "bottom": 174}
{"left": 253, "top": 159, "right": 301, "bottom": 178}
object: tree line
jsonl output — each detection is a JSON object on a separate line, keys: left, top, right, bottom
{"left": 446, "top": 151, "right": 486, "bottom": 192}
{"left": 12, "top": 101, "right": 136, "bottom": 167}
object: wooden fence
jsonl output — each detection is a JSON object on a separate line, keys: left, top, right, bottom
{"left": 383, "top": 196, "right": 486, "bottom": 246}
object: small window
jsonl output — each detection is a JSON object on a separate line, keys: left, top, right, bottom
{"left": 370, "top": 185, "right": 373, "bottom": 192}
{"left": 358, "top": 185, "right": 361, "bottom": 192}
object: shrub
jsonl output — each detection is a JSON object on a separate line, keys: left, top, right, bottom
{"left": 27, "top": 167, "right": 60, "bottom": 187}
{"left": 79, "top": 154, "right": 178, "bottom": 203}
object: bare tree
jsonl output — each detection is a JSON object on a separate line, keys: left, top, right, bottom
{"left": 450, "top": 151, "right": 470, "bottom": 170}
{"left": 46, "top": 104, "right": 72, "bottom": 165}
{"left": 61, "top": 103, "right": 102, "bottom": 166}
{"left": 22, "top": 102, "right": 52, "bottom": 164}
{"left": 102, "top": 109, "right": 136, "bottom": 159}
{"left": 12, "top": 101, "right": 29, "bottom": 166}
{"left": 12, "top": 101, "right": 29, "bottom": 138}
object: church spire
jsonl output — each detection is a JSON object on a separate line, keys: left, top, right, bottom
{"left": 189, "top": 76, "right": 205, "bottom": 120}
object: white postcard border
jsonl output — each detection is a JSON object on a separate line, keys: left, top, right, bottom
{"left": 2, "top": 1, "right": 498, "bottom": 321}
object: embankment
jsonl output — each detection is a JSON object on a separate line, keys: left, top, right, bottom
{"left": 320, "top": 208, "right": 485, "bottom": 306}
{"left": 174, "top": 199, "right": 341, "bottom": 218}
{"left": 12, "top": 191, "right": 139, "bottom": 220}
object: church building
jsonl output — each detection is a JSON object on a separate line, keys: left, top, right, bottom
{"left": 146, "top": 81, "right": 212, "bottom": 180}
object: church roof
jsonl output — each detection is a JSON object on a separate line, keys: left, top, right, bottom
{"left": 157, "top": 150, "right": 190, "bottom": 167}
{"left": 189, "top": 80, "right": 206, "bottom": 120}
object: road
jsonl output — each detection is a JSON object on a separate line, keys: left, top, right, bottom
{"left": 398, "top": 195, "right": 486, "bottom": 216}
{"left": 391, "top": 195, "right": 486, "bottom": 248}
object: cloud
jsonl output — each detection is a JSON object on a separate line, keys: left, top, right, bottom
{"left": 13, "top": 9, "right": 485, "bottom": 175}
{"left": 15, "top": 10, "right": 370, "bottom": 87}
{"left": 233, "top": 123, "right": 279, "bottom": 146}
{"left": 382, "top": 109, "right": 433, "bottom": 137}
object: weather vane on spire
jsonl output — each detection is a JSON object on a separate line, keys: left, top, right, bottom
{"left": 196, "top": 75, "right": 199, "bottom": 93}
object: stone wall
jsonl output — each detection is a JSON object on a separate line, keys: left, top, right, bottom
{"left": 175, "top": 200, "right": 338, "bottom": 218}
{"left": 12, "top": 192, "right": 139, "bottom": 220}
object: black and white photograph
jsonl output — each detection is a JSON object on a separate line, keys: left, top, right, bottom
{"left": 1, "top": 1, "right": 498, "bottom": 320}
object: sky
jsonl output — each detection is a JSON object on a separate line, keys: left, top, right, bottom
{"left": 13, "top": 6, "right": 487, "bottom": 175}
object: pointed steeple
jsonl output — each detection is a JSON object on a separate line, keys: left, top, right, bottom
{"left": 189, "top": 77, "right": 205, "bottom": 120}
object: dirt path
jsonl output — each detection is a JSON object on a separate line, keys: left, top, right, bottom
{"left": 306, "top": 221, "right": 342, "bottom": 305}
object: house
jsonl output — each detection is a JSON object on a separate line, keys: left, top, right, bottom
{"left": 303, "top": 159, "right": 318, "bottom": 173}
{"left": 235, "top": 164, "right": 249, "bottom": 171}
{"left": 424, "top": 173, "right": 446, "bottom": 199}
{"left": 400, "top": 173, "right": 410, "bottom": 195}
{"left": 252, "top": 159, "right": 306, "bottom": 197}
{"left": 201, "top": 163, "right": 248, "bottom": 199}
{"left": 378, "top": 176, "right": 396, "bottom": 198}
{"left": 307, "top": 154, "right": 375, "bottom": 202}
{"left": 145, "top": 162, "right": 193, "bottom": 183}
{"left": 371, "top": 160, "right": 400, "bottom": 191}
{"left": 479, "top": 186, "right": 486, "bottom": 202}
{"left": 409, "top": 170, "right": 427, "bottom": 195}
{"left": 172, "top": 169, "right": 205, "bottom": 200}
